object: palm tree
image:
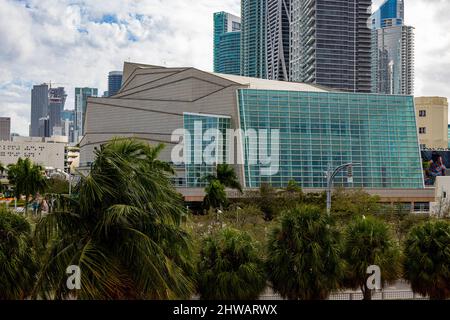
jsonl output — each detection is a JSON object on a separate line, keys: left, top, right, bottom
{"left": 197, "top": 228, "right": 266, "bottom": 300}
{"left": 204, "top": 164, "right": 243, "bottom": 193}
{"left": 404, "top": 220, "right": 450, "bottom": 300}
{"left": 342, "top": 216, "right": 402, "bottom": 300}
{"left": 266, "top": 205, "right": 344, "bottom": 300}
{"left": 32, "top": 138, "right": 195, "bottom": 300}
{"left": 0, "top": 161, "right": 5, "bottom": 174}
{"left": 7, "top": 158, "right": 47, "bottom": 215}
{"left": 0, "top": 207, "right": 38, "bottom": 299}
{"left": 203, "top": 180, "right": 228, "bottom": 210}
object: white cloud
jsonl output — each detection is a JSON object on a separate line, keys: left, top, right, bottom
{"left": 0, "top": 0, "right": 449, "bottom": 135}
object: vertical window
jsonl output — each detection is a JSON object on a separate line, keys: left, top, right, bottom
{"left": 419, "top": 127, "right": 426, "bottom": 134}
{"left": 419, "top": 110, "right": 426, "bottom": 117}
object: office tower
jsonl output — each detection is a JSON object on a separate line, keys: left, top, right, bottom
{"left": 371, "top": 0, "right": 404, "bottom": 29}
{"left": 371, "top": 0, "right": 414, "bottom": 95}
{"left": 213, "top": 12, "right": 242, "bottom": 76}
{"left": 0, "top": 117, "right": 11, "bottom": 141}
{"left": 38, "top": 116, "right": 50, "bottom": 138}
{"left": 30, "top": 84, "right": 49, "bottom": 137}
{"left": 48, "top": 87, "right": 66, "bottom": 136}
{"left": 241, "top": 0, "right": 267, "bottom": 78}
{"left": 61, "top": 109, "right": 75, "bottom": 122}
{"left": 108, "top": 71, "right": 123, "bottom": 96}
{"left": 75, "top": 87, "right": 98, "bottom": 141}
{"left": 290, "top": 0, "right": 372, "bottom": 92}
{"left": 266, "top": 0, "right": 291, "bottom": 81}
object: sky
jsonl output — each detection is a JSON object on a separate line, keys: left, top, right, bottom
{"left": 0, "top": 0, "right": 449, "bottom": 136}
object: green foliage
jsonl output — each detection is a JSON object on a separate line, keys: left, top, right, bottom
{"left": 259, "top": 183, "right": 278, "bottom": 221}
{"left": 33, "top": 138, "right": 194, "bottom": 300}
{"left": 215, "top": 164, "right": 243, "bottom": 193}
{"left": 404, "top": 220, "right": 450, "bottom": 300}
{"left": 285, "top": 180, "right": 303, "bottom": 194}
{"left": 266, "top": 205, "right": 344, "bottom": 300}
{"left": 203, "top": 180, "right": 228, "bottom": 210}
{"left": 342, "top": 216, "right": 402, "bottom": 300}
{"left": 332, "top": 188, "right": 381, "bottom": 220}
{"left": 46, "top": 177, "right": 70, "bottom": 195}
{"left": 7, "top": 158, "right": 47, "bottom": 214}
{"left": 197, "top": 228, "right": 266, "bottom": 300}
{"left": 0, "top": 208, "right": 38, "bottom": 299}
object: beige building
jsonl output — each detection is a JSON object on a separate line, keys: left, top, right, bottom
{"left": 415, "top": 96, "right": 449, "bottom": 149}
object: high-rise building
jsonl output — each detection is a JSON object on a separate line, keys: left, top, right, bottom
{"left": 371, "top": 0, "right": 404, "bottom": 29}
{"left": 266, "top": 0, "right": 291, "bottom": 81}
{"left": 241, "top": 0, "right": 267, "bottom": 78}
{"left": 213, "top": 12, "right": 242, "bottom": 76}
{"left": 38, "top": 116, "right": 50, "bottom": 138}
{"left": 108, "top": 71, "right": 123, "bottom": 96}
{"left": 75, "top": 87, "right": 98, "bottom": 141}
{"left": 0, "top": 117, "right": 11, "bottom": 141}
{"left": 30, "top": 84, "right": 49, "bottom": 137}
{"left": 290, "top": 0, "right": 372, "bottom": 92}
{"left": 371, "top": 0, "right": 414, "bottom": 95}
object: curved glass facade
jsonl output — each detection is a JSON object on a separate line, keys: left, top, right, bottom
{"left": 238, "top": 89, "right": 424, "bottom": 189}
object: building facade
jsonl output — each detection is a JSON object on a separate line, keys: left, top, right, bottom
{"left": 108, "top": 71, "right": 123, "bottom": 97}
{"left": 214, "top": 12, "right": 242, "bottom": 76}
{"left": 0, "top": 138, "right": 66, "bottom": 170}
{"left": 30, "top": 84, "right": 49, "bottom": 137}
{"left": 371, "top": 0, "right": 414, "bottom": 95}
{"left": 290, "top": 0, "right": 372, "bottom": 93}
{"left": 266, "top": 0, "right": 291, "bottom": 81}
{"left": 0, "top": 117, "right": 11, "bottom": 141}
{"left": 415, "top": 97, "right": 449, "bottom": 150}
{"left": 75, "top": 87, "right": 98, "bottom": 142}
{"left": 241, "top": 0, "right": 267, "bottom": 78}
{"left": 81, "top": 63, "right": 424, "bottom": 194}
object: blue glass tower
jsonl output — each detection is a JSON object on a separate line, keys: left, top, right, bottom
{"left": 108, "top": 71, "right": 123, "bottom": 97}
{"left": 371, "top": 0, "right": 404, "bottom": 30}
{"left": 214, "top": 12, "right": 242, "bottom": 76}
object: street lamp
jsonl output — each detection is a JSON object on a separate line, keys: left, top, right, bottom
{"left": 325, "top": 162, "right": 361, "bottom": 216}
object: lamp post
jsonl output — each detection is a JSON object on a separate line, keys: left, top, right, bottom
{"left": 325, "top": 163, "right": 361, "bottom": 216}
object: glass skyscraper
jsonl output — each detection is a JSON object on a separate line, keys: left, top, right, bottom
{"left": 75, "top": 87, "right": 98, "bottom": 141}
{"left": 214, "top": 12, "right": 242, "bottom": 76}
{"left": 241, "top": 0, "right": 267, "bottom": 78}
{"left": 290, "top": 0, "right": 372, "bottom": 93}
{"left": 266, "top": 0, "right": 291, "bottom": 81}
{"left": 108, "top": 71, "right": 123, "bottom": 97}
{"left": 371, "top": 0, "right": 414, "bottom": 95}
{"left": 30, "top": 84, "right": 49, "bottom": 137}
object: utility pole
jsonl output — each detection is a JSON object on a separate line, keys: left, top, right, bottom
{"left": 326, "top": 163, "right": 361, "bottom": 216}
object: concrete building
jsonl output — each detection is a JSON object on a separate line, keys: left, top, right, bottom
{"left": 266, "top": 0, "right": 291, "bottom": 81}
{"left": 0, "top": 117, "right": 11, "bottom": 141}
{"left": 108, "top": 71, "right": 123, "bottom": 97}
{"left": 415, "top": 97, "right": 449, "bottom": 149}
{"left": 80, "top": 62, "right": 431, "bottom": 207}
{"left": 214, "top": 12, "right": 241, "bottom": 76}
{"left": 30, "top": 84, "right": 49, "bottom": 137}
{"left": 241, "top": 0, "right": 267, "bottom": 78}
{"left": 371, "top": 0, "right": 414, "bottom": 95}
{"left": 0, "top": 137, "right": 66, "bottom": 170}
{"left": 290, "top": 0, "right": 372, "bottom": 92}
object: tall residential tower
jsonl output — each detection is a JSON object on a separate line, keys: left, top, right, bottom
{"left": 371, "top": 0, "right": 414, "bottom": 95}
{"left": 108, "top": 71, "right": 123, "bottom": 97}
{"left": 290, "top": 0, "right": 372, "bottom": 92}
{"left": 214, "top": 12, "right": 242, "bottom": 76}
{"left": 75, "top": 87, "right": 98, "bottom": 142}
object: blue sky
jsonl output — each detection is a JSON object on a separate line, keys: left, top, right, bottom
{"left": 0, "top": 0, "right": 449, "bottom": 136}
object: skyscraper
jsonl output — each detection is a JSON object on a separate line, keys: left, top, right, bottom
{"left": 241, "top": 0, "right": 267, "bottom": 78}
{"left": 371, "top": 0, "right": 414, "bottom": 95}
{"left": 75, "top": 87, "right": 98, "bottom": 141}
{"left": 214, "top": 12, "right": 242, "bottom": 76}
{"left": 30, "top": 84, "right": 49, "bottom": 137}
{"left": 290, "top": 0, "right": 372, "bottom": 92}
{"left": 48, "top": 87, "right": 66, "bottom": 136}
{"left": 266, "top": 0, "right": 291, "bottom": 81}
{"left": 0, "top": 117, "right": 11, "bottom": 141}
{"left": 108, "top": 71, "right": 123, "bottom": 96}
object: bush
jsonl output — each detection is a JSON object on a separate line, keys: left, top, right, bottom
{"left": 266, "top": 205, "right": 344, "bottom": 300}
{"left": 197, "top": 228, "right": 266, "bottom": 300}
{"left": 404, "top": 220, "right": 450, "bottom": 300}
